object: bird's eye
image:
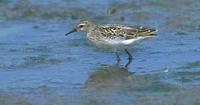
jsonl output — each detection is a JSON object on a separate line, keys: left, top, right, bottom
{"left": 79, "top": 25, "right": 84, "bottom": 28}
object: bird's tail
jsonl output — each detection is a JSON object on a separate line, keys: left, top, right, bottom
{"left": 135, "top": 26, "right": 157, "bottom": 36}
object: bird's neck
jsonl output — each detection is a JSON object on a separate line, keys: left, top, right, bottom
{"left": 85, "top": 24, "right": 96, "bottom": 33}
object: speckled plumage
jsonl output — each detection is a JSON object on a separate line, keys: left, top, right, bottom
{"left": 83, "top": 21, "right": 157, "bottom": 50}
{"left": 91, "top": 24, "right": 156, "bottom": 40}
{"left": 65, "top": 20, "right": 157, "bottom": 67}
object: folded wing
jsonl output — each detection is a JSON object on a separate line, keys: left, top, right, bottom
{"left": 98, "top": 24, "right": 157, "bottom": 40}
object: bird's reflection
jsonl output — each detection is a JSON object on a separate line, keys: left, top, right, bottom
{"left": 84, "top": 64, "right": 135, "bottom": 90}
{"left": 84, "top": 64, "right": 176, "bottom": 91}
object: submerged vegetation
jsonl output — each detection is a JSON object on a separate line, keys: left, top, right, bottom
{"left": 0, "top": 0, "right": 95, "bottom": 20}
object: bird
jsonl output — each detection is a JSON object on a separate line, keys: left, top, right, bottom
{"left": 65, "top": 20, "right": 157, "bottom": 67}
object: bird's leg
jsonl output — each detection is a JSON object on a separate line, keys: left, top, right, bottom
{"left": 115, "top": 52, "right": 120, "bottom": 65}
{"left": 125, "top": 49, "right": 132, "bottom": 67}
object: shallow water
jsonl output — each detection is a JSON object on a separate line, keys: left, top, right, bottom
{"left": 0, "top": 0, "right": 200, "bottom": 105}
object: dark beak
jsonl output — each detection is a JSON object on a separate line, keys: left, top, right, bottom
{"left": 65, "top": 28, "right": 77, "bottom": 36}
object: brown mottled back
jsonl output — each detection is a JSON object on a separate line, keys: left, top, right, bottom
{"left": 95, "top": 24, "right": 157, "bottom": 40}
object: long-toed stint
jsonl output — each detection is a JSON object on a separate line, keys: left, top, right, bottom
{"left": 65, "top": 20, "right": 157, "bottom": 67}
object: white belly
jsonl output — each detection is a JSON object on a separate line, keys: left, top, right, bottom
{"left": 88, "top": 36, "right": 153, "bottom": 51}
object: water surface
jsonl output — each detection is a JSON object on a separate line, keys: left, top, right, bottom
{"left": 0, "top": 0, "right": 200, "bottom": 105}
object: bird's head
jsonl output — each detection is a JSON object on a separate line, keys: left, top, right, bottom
{"left": 65, "top": 20, "right": 92, "bottom": 36}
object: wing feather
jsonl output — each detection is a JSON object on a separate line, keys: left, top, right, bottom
{"left": 97, "top": 24, "right": 157, "bottom": 40}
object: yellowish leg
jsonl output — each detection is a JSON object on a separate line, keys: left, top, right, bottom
{"left": 115, "top": 52, "right": 120, "bottom": 64}
{"left": 125, "top": 49, "right": 132, "bottom": 67}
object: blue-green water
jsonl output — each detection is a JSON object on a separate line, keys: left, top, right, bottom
{"left": 0, "top": 0, "right": 200, "bottom": 105}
